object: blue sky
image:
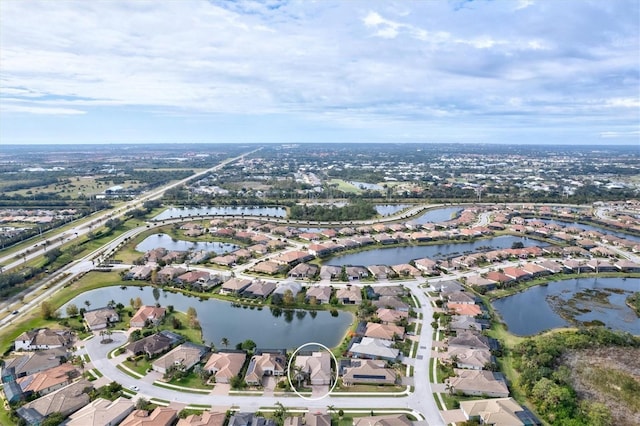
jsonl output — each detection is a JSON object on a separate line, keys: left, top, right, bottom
{"left": 1, "top": 0, "right": 638, "bottom": 145}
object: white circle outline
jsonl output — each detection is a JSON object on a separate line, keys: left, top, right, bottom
{"left": 286, "top": 342, "right": 339, "bottom": 401}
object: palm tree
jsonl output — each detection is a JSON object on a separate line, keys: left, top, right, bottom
{"left": 273, "top": 402, "right": 288, "bottom": 426}
{"left": 221, "top": 337, "right": 229, "bottom": 348}
{"left": 293, "top": 365, "right": 306, "bottom": 389}
{"left": 326, "top": 405, "right": 335, "bottom": 417}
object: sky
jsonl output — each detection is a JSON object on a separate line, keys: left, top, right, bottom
{"left": 1, "top": 0, "right": 639, "bottom": 145}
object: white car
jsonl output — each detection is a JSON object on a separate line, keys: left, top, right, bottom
{"left": 129, "top": 385, "right": 139, "bottom": 391}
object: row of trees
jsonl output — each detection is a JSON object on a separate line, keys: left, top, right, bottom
{"left": 289, "top": 201, "right": 377, "bottom": 221}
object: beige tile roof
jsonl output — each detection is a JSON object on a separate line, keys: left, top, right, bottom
{"left": 65, "top": 397, "right": 134, "bottom": 426}
{"left": 120, "top": 407, "right": 178, "bottom": 426}
{"left": 204, "top": 352, "right": 246, "bottom": 381}
{"left": 177, "top": 411, "right": 226, "bottom": 426}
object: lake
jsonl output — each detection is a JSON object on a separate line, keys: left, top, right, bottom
{"left": 492, "top": 277, "right": 640, "bottom": 336}
{"left": 61, "top": 286, "right": 353, "bottom": 349}
{"left": 135, "top": 234, "right": 239, "bottom": 253}
{"left": 526, "top": 218, "right": 640, "bottom": 243}
{"left": 411, "top": 207, "right": 462, "bottom": 224}
{"left": 375, "top": 204, "right": 410, "bottom": 216}
{"left": 154, "top": 206, "right": 287, "bottom": 220}
{"left": 325, "top": 235, "right": 541, "bottom": 266}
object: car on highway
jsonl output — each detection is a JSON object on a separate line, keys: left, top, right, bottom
{"left": 129, "top": 385, "right": 139, "bottom": 391}
{"left": 12, "top": 310, "right": 19, "bottom": 315}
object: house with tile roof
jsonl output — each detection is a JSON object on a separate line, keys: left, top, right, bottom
{"left": 446, "top": 369, "right": 509, "bottom": 398}
{"left": 177, "top": 411, "right": 227, "bottom": 426}
{"left": 120, "top": 407, "right": 178, "bottom": 426}
{"left": 83, "top": 307, "right": 119, "bottom": 331}
{"left": 17, "top": 363, "right": 79, "bottom": 396}
{"left": 152, "top": 343, "right": 208, "bottom": 375}
{"left": 204, "top": 352, "right": 246, "bottom": 384}
{"left": 460, "top": 397, "right": 541, "bottom": 426}
{"left": 341, "top": 359, "right": 397, "bottom": 386}
{"left": 348, "top": 337, "right": 400, "bottom": 361}
{"left": 364, "top": 323, "right": 405, "bottom": 341}
{"left": 244, "top": 352, "right": 286, "bottom": 386}
{"left": 352, "top": 414, "right": 412, "bottom": 426}
{"left": 294, "top": 351, "right": 332, "bottom": 386}
{"left": 16, "top": 379, "right": 92, "bottom": 425}
{"left": 65, "top": 396, "right": 134, "bottom": 426}
{"left": 130, "top": 306, "right": 166, "bottom": 328}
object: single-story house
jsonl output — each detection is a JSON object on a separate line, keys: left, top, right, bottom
{"left": 84, "top": 307, "right": 119, "bottom": 331}
{"left": 125, "top": 333, "right": 175, "bottom": 358}
{"left": 335, "top": 287, "right": 362, "bottom": 305}
{"left": 65, "top": 397, "right": 134, "bottom": 426}
{"left": 460, "top": 397, "right": 541, "bottom": 426}
{"left": 152, "top": 343, "right": 208, "bottom": 375}
{"left": 220, "top": 278, "right": 252, "bottom": 295}
{"left": 273, "top": 281, "right": 303, "bottom": 298}
{"left": 204, "top": 352, "right": 247, "bottom": 384}
{"left": 352, "top": 414, "right": 412, "bottom": 426}
{"left": 305, "top": 286, "right": 332, "bottom": 304}
{"left": 17, "top": 363, "right": 79, "bottom": 396}
{"left": 341, "top": 359, "right": 396, "bottom": 386}
{"left": 344, "top": 266, "right": 369, "bottom": 281}
{"left": 130, "top": 305, "right": 166, "bottom": 328}
{"left": 120, "top": 407, "right": 178, "bottom": 426}
{"left": 244, "top": 352, "right": 286, "bottom": 386}
{"left": 178, "top": 411, "right": 227, "bottom": 426}
{"left": 243, "top": 280, "right": 277, "bottom": 299}
{"left": 364, "top": 323, "right": 405, "bottom": 341}
{"left": 319, "top": 265, "right": 342, "bottom": 281}
{"left": 251, "top": 261, "right": 284, "bottom": 275}
{"left": 348, "top": 337, "right": 400, "bottom": 361}
{"left": 443, "top": 347, "right": 492, "bottom": 370}
{"left": 446, "top": 369, "right": 509, "bottom": 398}
{"left": 375, "top": 308, "right": 408, "bottom": 324}
{"left": 288, "top": 263, "right": 319, "bottom": 279}
{"left": 16, "top": 379, "right": 93, "bottom": 425}
{"left": 294, "top": 351, "right": 332, "bottom": 386}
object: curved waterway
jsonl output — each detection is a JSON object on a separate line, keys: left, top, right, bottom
{"left": 492, "top": 277, "right": 640, "bottom": 336}
{"left": 375, "top": 204, "right": 410, "bottom": 216}
{"left": 326, "top": 235, "right": 541, "bottom": 266}
{"left": 526, "top": 218, "right": 640, "bottom": 242}
{"left": 411, "top": 207, "right": 462, "bottom": 224}
{"left": 62, "top": 286, "right": 353, "bottom": 349}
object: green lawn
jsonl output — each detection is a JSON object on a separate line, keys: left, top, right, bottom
{"left": 166, "top": 370, "right": 214, "bottom": 390}
{"left": 122, "top": 357, "right": 152, "bottom": 375}
{"left": 0, "top": 405, "right": 18, "bottom": 426}
{"left": 335, "top": 384, "right": 405, "bottom": 393}
{"left": 327, "top": 179, "right": 363, "bottom": 194}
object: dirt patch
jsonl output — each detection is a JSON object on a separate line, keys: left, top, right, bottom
{"left": 561, "top": 347, "right": 640, "bottom": 425}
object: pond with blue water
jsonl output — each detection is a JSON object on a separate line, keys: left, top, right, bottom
{"left": 325, "top": 235, "right": 541, "bottom": 266}
{"left": 62, "top": 286, "right": 353, "bottom": 349}
{"left": 492, "top": 277, "right": 639, "bottom": 336}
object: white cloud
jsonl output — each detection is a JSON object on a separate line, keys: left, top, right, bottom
{"left": 599, "top": 130, "right": 640, "bottom": 138}
{"left": 0, "top": 104, "right": 86, "bottom": 115}
{"left": 516, "top": 0, "right": 535, "bottom": 11}
{"left": 0, "top": 0, "right": 637, "bottom": 145}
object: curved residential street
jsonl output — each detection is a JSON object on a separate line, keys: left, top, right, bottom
{"left": 81, "top": 279, "right": 445, "bottom": 425}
